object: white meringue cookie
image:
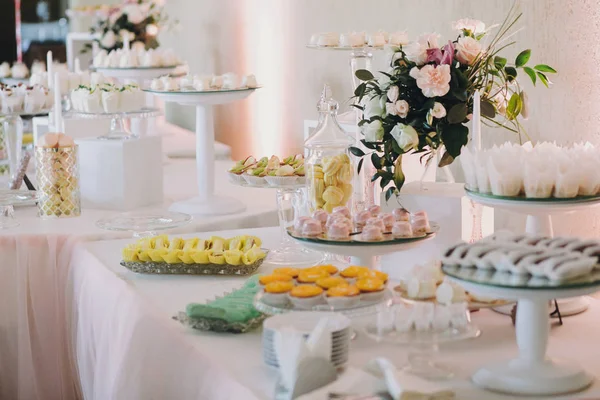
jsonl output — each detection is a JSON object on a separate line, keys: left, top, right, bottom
{"left": 11, "top": 63, "right": 29, "bottom": 79}
{"left": 241, "top": 74, "right": 257, "bottom": 88}
{"left": 93, "top": 50, "right": 108, "bottom": 68}
{"left": 221, "top": 72, "right": 238, "bottom": 89}
{"left": 193, "top": 76, "right": 211, "bottom": 91}
{"left": 210, "top": 75, "right": 223, "bottom": 89}
{"left": 0, "top": 62, "right": 10, "bottom": 78}
{"left": 150, "top": 78, "right": 163, "bottom": 91}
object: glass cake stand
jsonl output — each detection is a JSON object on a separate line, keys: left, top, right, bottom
{"left": 443, "top": 265, "right": 600, "bottom": 396}
{"left": 144, "top": 87, "right": 260, "bottom": 216}
{"left": 91, "top": 65, "right": 183, "bottom": 81}
{"left": 65, "top": 108, "right": 162, "bottom": 140}
{"left": 0, "top": 189, "right": 38, "bottom": 229}
{"left": 95, "top": 210, "right": 192, "bottom": 237}
{"left": 465, "top": 187, "right": 600, "bottom": 316}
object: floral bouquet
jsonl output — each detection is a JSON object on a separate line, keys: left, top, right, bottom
{"left": 351, "top": 6, "right": 556, "bottom": 201}
{"left": 85, "top": 0, "right": 177, "bottom": 52}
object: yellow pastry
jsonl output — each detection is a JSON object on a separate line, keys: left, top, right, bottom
{"left": 148, "top": 248, "right": 168, "bottom": 262}
{"left": 327, "top": 285, "right": 360, "bottom": 297}
{"left": 356, "top": 278, "right": 385, "bottom": 293}
{"left": 224, "top": 249, "right": 244, "bottom": 265}
{"left": 264, "top": 281, "right": 295, "bottom": 294}
{"left": 242, "top": 246, "right": 266, "bottom": 265}
{"left": 208, "top": 250, "right": 226, "bottom": 265}
{"left": 136, "top": 249, "right": 152, "bottom": 262}
{"left": 316, "top": 276, "right": 349, "bottom": 289}
{"left": 259, "top": 274, "right": 294, "bottom": 285}
{"left": 168, "top": 237, "right": 185, "bottom": 251}
{"left": 162, "top": 250, "right": 182, "bottom": 264}
{"left": 340, "top": 265, "right": 369, "bottom": 278}
{"left": 122, "top": 246, "right": 138, "bottom": 262}
{"left": 313, "top": 264, "right": 339, "bottom": 275}
{"left": 289, "top": 285, "right": 324, "bottom": 298}
{"left": 190, "top": 250, "right": 210, "bottom": 264}
{"left": 297, "top": 269, "right": 330, "bottom": 283}
{"left": 273, "top": 267, "right": 300, "bottom": 278}
{"left": 357, "top": 269, "right": 389, "bottom": 283}
{"left": 182, "top": 238, "right": 199, "bottom": 251}
{"left": 178, "top": 250, "right": 196, "bottom": 264}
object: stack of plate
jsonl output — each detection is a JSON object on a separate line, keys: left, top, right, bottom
{"left": 262, "top": 311, "right": 352, "bottom": 368}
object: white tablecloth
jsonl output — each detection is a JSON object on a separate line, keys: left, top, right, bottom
{"left": 72, "top": 227, "right": 600, "bottom": 400}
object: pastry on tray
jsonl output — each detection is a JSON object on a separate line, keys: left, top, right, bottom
{"left": 121, "top": 234, "right": 267, "bottom": 275}
{"left": 228, "top": 154, "right": 304, "bottom": 187}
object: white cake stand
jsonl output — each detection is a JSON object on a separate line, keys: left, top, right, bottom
{"left": 288, "top": 228, "right": 437, "bottom": 269}
{"left": 466, "top": 188, "right": 600, "bottom": 315}
{"left": 145, "top": 88, "right": 259, "bottom": 215}
{"left": 444, "top": 266, "right": 600, "bottom": 396}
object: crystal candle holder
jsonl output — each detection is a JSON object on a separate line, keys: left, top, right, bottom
{"left": 35, "top": 145, "right": 81, "bottom": 218}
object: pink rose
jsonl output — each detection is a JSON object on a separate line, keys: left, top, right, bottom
{"left": 452, "top": 18, "right": 486, "bottom": 35}
{"left": 409, "top": 65, "right": 451, "bottom": 98}
{"left": 456, "top": 36, "right": 482, "bottom": 65}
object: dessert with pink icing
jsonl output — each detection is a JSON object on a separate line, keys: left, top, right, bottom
{"left": 327, "top": 221, "right": 351, "bottom": 240}
{"left": 411, "top": 213, "right": 431, "bottom": 235}
{"left": 360, "top": 225, "right": 384, "bottom": 241}
{"left": 367, "top": 205, "right": 381, "bottom": 216}
{"left": 302, "top": 219, "right": 323, "bottom": 237}
{"left": 326, "top": 214, "right": 352, "bottom": 230}
{"left": 312, "top": 209, "right": 329, "bottom": 228}
{"left": 332, "top": 206, "right": 351, "bottom": 219}
{"left": 378, "top": 213, "right": 395, "bottom": 231}
{"left": 353, "top": 210, "right": 371, "bottom": 230}
{"left": 392, "top": 221, "right": 413, "bottom": 238}
{"left": 365, "top": 217, "right": 385, "bottom": 231}
{"left": 294, "top": 216, "right": 311, "bottom": 232}
{"left": 392, "top": 207, "right": 410, "bottom": 222}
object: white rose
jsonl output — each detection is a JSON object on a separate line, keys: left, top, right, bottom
{"left": 390, "top": 123, "right": 419, "bottom": 151}
{"left": 404, "top": 33, "right": 441, "bottom": 66}
{"left": 100, "top": 31, "right": 117, "bottom": 49}
{"left": 362, "top": 120, "right": 384, "bottom": 142}
{"left": 456, "top": 36, "right": 482, "bottom": 65}
{"left": 395, "top": 100, "right": 409, "bottom": 118}
{"left": 387, "top": 86, "right": 399, "bottom": 103}
{"left": 119, "top": 29, "right": 135, "bottom": 41}
{"left": 123, "top": 4, "right": 145, "bottom": 24}
{"left": 452, "top": 18, "right": 486, "bottom": 35}
{"left": 431, "top": 102, "right": 446, "bottom": 118}
{"left": 364, "top": 95, "right": 386, "bottom": 119}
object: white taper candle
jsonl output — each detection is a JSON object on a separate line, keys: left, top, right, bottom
{"left": 46, "top": 51, "right": 53, "bottom": 89}
{"left": 74, "top": 58, "right": 81, "bottom": 73}
{"left": 123, "top": 35, "right": 130, "bottom": 51}
{"left": 53, "top": 72, "right": 62, "bottom": 132}
{"left": 472, "top": 90, "right": 481, "bottom": 151}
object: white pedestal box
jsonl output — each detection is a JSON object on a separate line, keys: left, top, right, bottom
{"left": 380, "top": 182, "right": 494, "bottom": 279}
{"left": 75, "top": 136, "right": 163, "bottom": 210}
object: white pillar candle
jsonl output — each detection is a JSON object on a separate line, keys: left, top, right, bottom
{"left": 123, "top": 34, "right": 130, "bottom": 51}
{"left": 92, "top": 41, "right": 99, "bottom": 57}
{"left": 74, "top": 58, "right": 81, "bottom": 73}
{"left": 53, "top": 72, "right": 62, "bottom": 132}
{"left": 46, "top": 51, "right": 53, "bottom": 89}
{"left": 472, "top": 90, "right": 481, "bottom": 151}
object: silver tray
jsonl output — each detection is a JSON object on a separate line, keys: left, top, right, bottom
{"left": 174, "top": 311, "right": 265, "bottom": 334}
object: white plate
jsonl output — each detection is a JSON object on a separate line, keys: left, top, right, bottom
{"left": 263, "top": 311, "right": 351, "bottom": 333}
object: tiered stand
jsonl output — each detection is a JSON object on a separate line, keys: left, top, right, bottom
{"left": 466, "top": 188, "right": 600, "bottom": 315}
{"left": 144, "top": 88, "right": 259, "bottom": 215}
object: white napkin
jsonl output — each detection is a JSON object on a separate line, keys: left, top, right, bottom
{"left": 274, "top": 318, "right": 332, "bottom": 393}
{"left": 297, "top": 358, "right": 455, "bottom": 400}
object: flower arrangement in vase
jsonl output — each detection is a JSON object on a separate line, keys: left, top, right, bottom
{"left": 351, "top": 6, "right": 556, "bottom": 201}
{"left": 86, "top": 0, "right": 177, "bottom": 53}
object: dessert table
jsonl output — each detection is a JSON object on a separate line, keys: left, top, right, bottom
{"left": 69, "top": 226, "right": 600, "bottom": 400}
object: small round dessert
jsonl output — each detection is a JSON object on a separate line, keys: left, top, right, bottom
{"left": 263, "top": 281, "right": 295, "bottom": 307}
{"left": 357, "top": 269, "right": 388, "bottom": 283}
{"left": 353, "top": 210, "right": 371, "bottom": 230}
{"left": 332, "top": 206, "right": 351, "bottom": 219}
{"left": 367, "top": 204, "right": 381, "bottom": 216}
{"left": 302, "top": 219, "right": 323, "bottom": 237}
{"left": 411, "top": 214, "right": 431, "bottom": 235}
{"left": 326, "top": 285, "right": 361, "bottom": 309}
{"left": 392, "top": 221, "right": 413, "bottom": 238}
{"left": 273, "top": 267, "right": 300, "bottom": 278}
{"left": 259, "top": 273, "right": 294, "bottom": 286}
{"left": 312, "top": 209, "right": 329, "bottom": 228}
{"left": 436, "top": 280, "right": 467, "bottom": 305}
{"left": 356, "top": 277, "right": 386, "bottom": 302}
{"left": 316, "top": 276, "right": 348, "bottom": 290}
{"left": 327, "top": 221, "right": 351, "bottom": 240}
{"left": 288, "top": 285, "right": 325, "bottom": 309}
{"left": 340, "top": 265, "right": 369, "bottom": 279}
{"left": 297, "top": 269, "right": 330, "bottom": 283}
{"left": 407, "top": 277, "right": 437, "bottom": 300}
{"left": 365, "top": 217, "right": 385, "bottom": 231}
{"left": 360, "top": 225, "right": 384, "bottom": 241}
{"left": 311, "top": 264, "right": 339, "bottom": 275}
{"left": 378, "top": 213, "right": 395, "bottom": 231}
{"left": 294, "top": 216, "right": 311, "bottom": 233}
{"left": 392, "top": 207, "right": 410, "bottom": 222}
{"left": 265, "top": 165, "right": 298, "bottom": 186}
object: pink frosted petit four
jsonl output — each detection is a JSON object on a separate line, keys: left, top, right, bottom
{"left": 294, "top": 216, "right": 311, "bottom": 232}
{"left": 332, "top": 206, "right": 351, "bottom": 219}
{"left": 302, "top": 219, "right": 323, "bottom": 236}
{"left": 392, "top": 207, "right": 410, "bottom": 222}
{"left": 312, "top": 209, "right": 329, "bottom": 227}
{"left": 368, "top": 205, "right": 381, "bottom": 216}
{"left": 411, "top": 214, "right": 431, "bottom": 235}
{"left": 361, "top": 225, "right": 384, "bottom": 241}
{"left": 378, "top": 213, "right": 395, "bottom": 231}
{"left": 327, "top": 221, "right": 351, "bottom": 239}
{"left": 392, "top": 221, "right": 413, "bottom": 238}
{"left": 366, "top": 217, "right": 385, "bottom": 231}
{"left": 354, "top": 210, "right": 371, "bottom": 229}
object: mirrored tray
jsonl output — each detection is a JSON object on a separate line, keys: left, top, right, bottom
{"left": 0, "top": 189, "right": 38, "bottom": 206}
{"left": 442, "top": 265, "right": 600, "bottom": 290}
{"left": 66, "top": 107, "right": 162, "bottom": 119}
{"left": 144, "top": 86, "right": 261, "bottom": 95}
{"left": 96, "top": 210, "right": 192, "bottom": 237}
{"left": 92, "top": 65, "right": 182, "bottom": 71}
{"left": 306, "top": 45, "right": 385, "bottom": 51}
{"left": 465, "top": 186, "right": 600, "bottom": 204}
{"left": 253, "top": 289, "right": 392, "bottom": 318}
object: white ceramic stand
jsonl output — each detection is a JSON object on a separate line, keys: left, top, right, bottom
{"left": 446, "top": 276, "right": 598, "bottom": 396}
{"left": 466, "top": 191, "right": 600, "bottom": 316}
{"left": 92, "top": 66, "right": 180, "bottom": 81}
{"left": 145, "top": 88, "right": 258, "bottom": 215}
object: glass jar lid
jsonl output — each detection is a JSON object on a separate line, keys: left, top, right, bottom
{"left": 304, "top": 84, "right": 354, "bottom": 149}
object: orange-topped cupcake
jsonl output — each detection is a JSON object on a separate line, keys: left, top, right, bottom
{"left": 263, "top": 281, "right": 294, "bottom": 307}
{"left": 297, "top": 269, "right": 330, "bottom": 283}
{"left": 259, "top": 273, "right": 293, "bottom": 285}
{"left": 326, "top": 285, "right": 361, "bottom": 309}
{"left": 357, "top": 269, "right": 389, "bottom": 283}
{"left": 312, "top": 264, "right": 339, "bottom": 275}
{"left": 288, "top": 285, "right": 325, "bottom": 309}
{"left": 316, "top": 276, "right": 349, "bottom": 289}
{"left": 356, "top": 277, "right": 386, "bottom": 302}
{"left": 273, "top": 267, "right": 300, "bottom": 278}
{"left": 340, "top": 265, "right": 369, "bottom": 279}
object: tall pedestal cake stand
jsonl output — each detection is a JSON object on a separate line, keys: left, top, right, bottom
{"left": 145, "top": 88, "right": 259, "bottom": 215}
{"left": 466, "top": 188, "right": 600, "bottom": 315}
{"left": 444, "top": 266, "right": 600, "bottom": 396}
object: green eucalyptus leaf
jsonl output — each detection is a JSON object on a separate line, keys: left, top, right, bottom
{"left": 371, "top": 152, "right": 382, "bottom": 169}
{"left": 537, "top": 71, "right": 550, "bottom": 88}
{"left": 505, "top": 66, "right": 517, "bottom": 82}
{"left": 440, "top": 124, "right": 468, "bottom": 158}
{"left": 385, "top": 187, "right": 396, "bottom": 202}
{"left": 480, "top": 100, "right": 496, "bottom": 118}
{"left": 493, "top": 56, "right": 507, "bottom": 69}
{"left": 438, "top": 151, "right": 454, "bottom": 167}
{"left": 447, "top": 103, "right": 468, "bottom": 124}
{"left": 534, "top": 64, "right": 557, "bottom": 73}
{"left": 515, "top": 49, "right": 531, "bottom": 67}
{"left": 357, "top": 158, "right": 364, "bottom": 175}
{"left": 393, "top": 155, "right": 405, "bottom": 192}
{"left": 523, "top": 66, "right": 537, "bottom": 86}
{"left": 355, "top": 69, "right": 375, "bottom": 81}
{"left": 506, "top": 92, "right": 522, "bottom": 120}
{"left": 349, "top": 147, "right": 365, "bottom": 157}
